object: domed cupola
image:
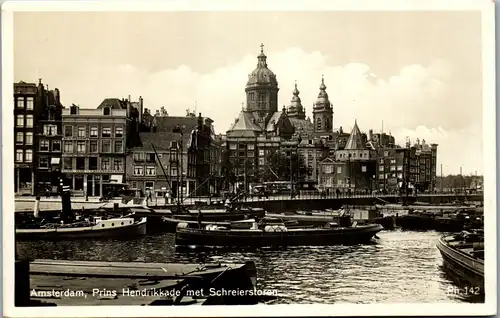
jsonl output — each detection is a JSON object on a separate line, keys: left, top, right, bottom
{"left": 313, "top": 75, "right": 334, "bottom": 134}
{"left": 287, "top": 81, "right": 306, "bottom": 120}
{"left": 245, "top": 43, "right": 280, "bottom": 124}
{"left": 246, "top": 44, "right": 278, "bottom": 88}
{"left": 315, "top": 76, "right": 331, "bottom": 108}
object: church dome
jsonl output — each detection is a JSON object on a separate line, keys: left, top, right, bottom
{"left": 246, "top": 44, "right": 278, "bottom": 88}
{"left": 314, "top": 76, "right": 331, "bottom": 107}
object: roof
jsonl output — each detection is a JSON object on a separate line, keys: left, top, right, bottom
{"left": 344, "top": 120, "right": 365, "bottom": 150}
{"left": 134, "top": 131, "right": 193, "bottom": 151}
{"left": 97, "top": 98, "right": 127, "bottom": 110}
{"left": 228, "top": 110, "right": 262, "bottom": 132}
{"left": 153, "top": 116, "right": 198, "bottom": 133}
{"left": 289, "top": 118, "right": 314, "bottom": 135}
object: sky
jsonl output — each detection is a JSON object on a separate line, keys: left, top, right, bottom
{"left": 13, "top": 11, "right": 484, "bottom": 175}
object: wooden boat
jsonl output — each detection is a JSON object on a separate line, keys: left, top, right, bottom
{"left": 398, "top": 209, "right": 483, "bottom": 232}
{"left": 159, "top": 208, "right": 266, "bottom": 232}
{"left": 175, "top": 222, "right": 383, "bottom": 248}
{"left": 16, "top": 216, "right": 147, "bottom": 241}
{"left": 436, "top": 230, "right": 484, "bottom": 294}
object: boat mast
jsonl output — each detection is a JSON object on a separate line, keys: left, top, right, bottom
{"left": 151, "top": 144, "right": 175, "bottom": 208}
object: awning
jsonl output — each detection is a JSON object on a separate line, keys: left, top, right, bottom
{"left": 51, "top": 158, "right": 60, "bottom": 165}
{"left": 110, "top": 175, "right": 123, "bottom": 183}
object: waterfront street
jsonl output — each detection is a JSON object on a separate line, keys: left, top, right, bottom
{"left": 14, "top": 193, "right": 482, "bottom": 212}
{"left": 16, "top": 230, "right": 484, "bottom": 304}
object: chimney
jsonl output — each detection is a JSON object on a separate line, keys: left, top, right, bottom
{"left": 368, "top": 129, "right": 373, "bottom": 141}
{"left": 139, "top": 96, "right": 143, "bottom": 122}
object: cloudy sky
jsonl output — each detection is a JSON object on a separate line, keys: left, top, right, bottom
{"left": 14, "top": 11, "right": 484, "bottom": 175}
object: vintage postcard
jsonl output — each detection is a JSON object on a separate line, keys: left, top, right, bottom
{"left": 2, "top": 0, "right": 496, "bottom": 317}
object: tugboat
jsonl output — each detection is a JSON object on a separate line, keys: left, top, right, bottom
{"left": 436, "top": 230, "right": 484, "bottom": 295}
{"left": 15, "top": 183, "right": 147, "bottom": 241}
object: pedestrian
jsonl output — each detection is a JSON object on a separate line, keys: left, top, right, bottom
{"left": 145, "top": 188, "right": 151, "bottom": 205}
{"left": 197, "top": 210, "right": 204, "bottom": 229}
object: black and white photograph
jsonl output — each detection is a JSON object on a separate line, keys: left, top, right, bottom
{"left": 2, "top": 0, "right": 497, "bottom": 317}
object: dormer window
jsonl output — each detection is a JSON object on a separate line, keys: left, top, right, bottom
{"left": 103, "top": 107, "right": 111, "bottom": 115}
{"left": 70, "top": 105, "right": 78, "bottom": 115}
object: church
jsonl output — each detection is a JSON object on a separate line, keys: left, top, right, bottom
{"left": 224, "top": 44, "right": 338, "bottom": 188}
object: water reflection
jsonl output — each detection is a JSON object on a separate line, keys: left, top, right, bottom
{"left": 16, "top": 230, "right": 483, "bottom": 304}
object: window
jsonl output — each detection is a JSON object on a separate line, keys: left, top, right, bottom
{"left": 379, "top": 158, "right": 384, "bottom": 164}
{"left": 131, "top": 181, "right": 138, "bottom": 189}
{"left": 101, "top": 158, "right": 110, "bottom": 170}
{"left": 70, "top": 105, "right": 78, "bottom": 115}
{"left": 147, "top": 153, "right": 155, "bottom": 161}
{"left": 390, "top": 165, "right": 396, "bottom": 171}
{"left": 247, "top": 144, "right": 255, "bottom": 150}
{"left": 317, "top": 118, "right": 322, "bottom": 131}
{"left": 77, "top": 141, "right": 86, "bottom": 153}
{"left": 397, "top": 173, "right": 403, "bottom": 179}
{"left": 337, "top": 166, "right": 342, "bottom": 174}
{"left": 114, "top": 141, "right": 123, "bottom": 153}
{"left": 378, "top": 174, "right": 384, "bottom": 180}
{"left": 39, "top": 140, "right": 49, "bottom": 152}
{"left": 16, "top": 97, "right": 24, "bottom": 108}
{"left": 78, "top": 126, "right": 86, "bottom": 137}
{"left": 103, "top": 107, "right": 111, "bottom": 115}
{"left": 361, "top": 165, "right": 367, "bottom": 172}
{"left": 384, "top": 151, "right": 389, "bottom": 157}
{"left": 390, "top": 159, "right": 396, "bottom": 164}
{"left": 25, "top": 115, "right": 33, "bottom": 128}
{"left": 145, "top": 166, "right": 156, "bottom": 176}
{"left": 102, "top": 127, "right": 111, "bottom": 138}
{"left": 89, "top": 157, "right": 98, "bottom": 170}
{"left": 229, "top": 143, "right": 236, "bottom": 150}
{"left": 90, "top": 140, "right": 98, "bottom": 153}
{"left": 397, "top": 165, "right": 403, "bottom": 171}
{"left": 115, "top": 127, "right": 123, "bottom": 137}
{"left": 337, "top": 179, "right": 344, "bottom": 185}
{"left": 44, "top": 125, "right": 57, "bottom": 136}
{"left": 64, "top": 126, "right": 73, "bottom": 137}
{"left": 16, "top": 115, "right": 24, "bottom": 127}
{"left": 102, "top": 140, "right": 111, "bottom": 152}
{"left": 64, "top": 141, "right": 73, "bottom": 153}
{"left": 39, "top": 157, "right": 49, "bottom": 168}
{"left": 76, "top": 157, "right": 85, "bottom": 170}
{"left": 258, "top": 149, "right": 265, "bottom": 156}
{"left": 113, "top": 159, "right": 123, "bottom": 171}
{"left": 247, "top": 151, "right": 254, "bottom": 157}
{"left": 25, "top": 132, "right": 33, "bottom": 145}
{"left": 15, "top": 149, "right": 23, "bottom": 162}
{"left": 52, "top": 140, "right": 61, "bottom": 152}
{"left": 134, "top": 165, "right": 144, "bottom": 175}
{"left": 239, "top": 151, "right": 245, "bottom": 157}
{"left": 63, "top": 157, "right": 73, "bottom": 170}
{"left": 145, "top": 181, "right": 154, "bottom": 190}
{"left": 133, "top": 152, "right": 145, "bottom": 161}
{"left": 25, "top": 150, "right": 32, "bottom": 163}
{"left": 258, "top": 93, "right": 267, "bottom": 109}
{"left": 16, "top": 132, "right": 23, "bottom": 144}
{"left": 170, "top": 141, "right": 178, "bottom": 149}
{"left": 379, "top": 166, "right": 384, "bottom": 172}
{"left": 26, "top": 97, "right": 34, "bottom": 110}
{"left": 89, "top": 127, "right": 98, "bottom": 137}
{"left": 258, "top": 158, "right": 265, "bottom": 166}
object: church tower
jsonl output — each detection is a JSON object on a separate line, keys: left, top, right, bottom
{"left": 287, "top": 81, "right": 306, "bottom": 120}
{"left": 312, "top": 76, "right": 333, "bottom": 133}
{"left": 245, "top": 44, "right": 279, "bottom": 126}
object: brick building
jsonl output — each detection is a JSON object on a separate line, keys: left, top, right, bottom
{"left": 61, "top": 99, "right": 134, "bottom": 197}
{"left": 35, "top": 83, "right": 64, "bottom": 195}
{"left": 14, "top": 81, "right": 37, "bottom": 195}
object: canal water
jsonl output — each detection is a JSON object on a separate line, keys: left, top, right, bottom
{"left": 17, "top": 230, "right": 483, "bottom": 304}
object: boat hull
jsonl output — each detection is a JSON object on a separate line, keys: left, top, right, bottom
{"left": 436, "top": 236, "right": 484, "bottom": 294}
{"left": 175, "top": 224, "right": 383, "bottom": 248}
{"left": 16, "top": 218, "right": 147, "bottom": 241}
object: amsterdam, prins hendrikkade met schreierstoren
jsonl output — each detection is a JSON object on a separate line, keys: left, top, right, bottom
{"left": 13, "top": 45, "right": 439, "bottom": 199}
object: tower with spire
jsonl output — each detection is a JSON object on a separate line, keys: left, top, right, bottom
{"left": 287, "top": 81, "right": 306, "bottom": 120}
{"left": 245, "top": 43, "right": 279, "bottom": 126}
{"left": 312, "top": 76, "right": 333, "bottom": 134}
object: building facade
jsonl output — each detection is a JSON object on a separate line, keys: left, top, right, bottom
{"left": 61, "top": 101, "right": 131, "bottom": 197}
{"left": 14, "top": 81, "right": 37, "bottom": 195}
{"left": 35, "top": 83, "right": 64, "bottom": 195}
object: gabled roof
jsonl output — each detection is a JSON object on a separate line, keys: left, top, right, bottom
{"left": 228, "top": 110, "right": 262, "bottom": 132}
{"left": 319, "top": 157, "right": 336, "bottom": 164}
{"left": 344, "top": 120, "right": 365, "bottom": 150}
{"left": 134, "top": 131, "right": 194, "bottom": 151}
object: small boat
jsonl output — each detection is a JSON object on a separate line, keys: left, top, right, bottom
{"left": 175, "top": 221, "right": 383, "bottom": 248}
{"left": 436, "top": 230, "right": 484, "bottom": 294}
{"left": 16, "top": 216, "right": 147, "bottom": 241}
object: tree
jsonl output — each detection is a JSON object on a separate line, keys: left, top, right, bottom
{"left": 221, "top": 149, "right": 236, "bottom": 190}
{"left": 263, "top": 150, "right": 310, "bottom": 183}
